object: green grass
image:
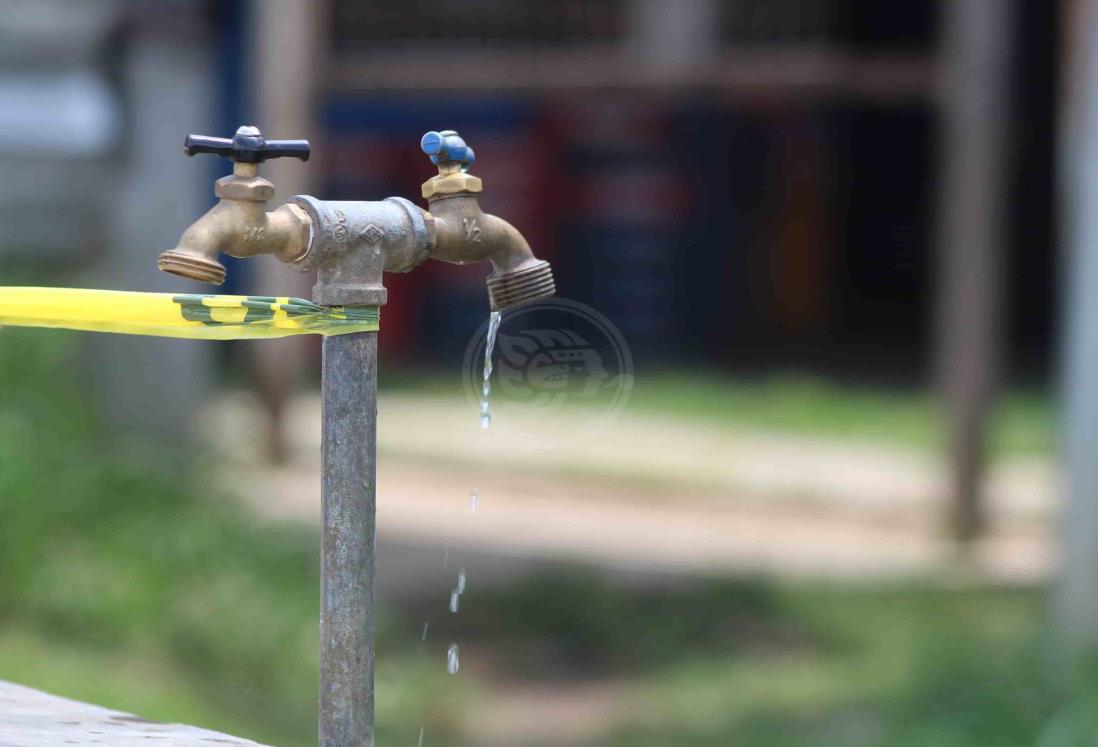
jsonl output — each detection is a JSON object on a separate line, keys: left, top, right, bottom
{"left": 599, "top": 582, "right": 1051, "bottom": 747}
{"left": 0, "top": 329, "right": 1070, "bottom": 745}
{"left": 453, "top": 571, "right": 1084, "bottom": 747}
{"left": 0, "top": 329, "right": 450, "bottom": 745}
{"left": 629, "top": 371, "right": 1054, "bottom": 458}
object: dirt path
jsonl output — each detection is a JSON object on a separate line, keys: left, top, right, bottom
{"left": 205, "top": 392, "right": 1058, "bottom": 586}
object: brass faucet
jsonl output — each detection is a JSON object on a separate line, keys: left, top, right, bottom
{"left": 158, "top": 125, "right": 555, "bottom": 310}
{"left": 418, "top": 130, "right": 555, "bottom": 310}
{"left": 157, "top": 126, "right": 312, "bottom": 285}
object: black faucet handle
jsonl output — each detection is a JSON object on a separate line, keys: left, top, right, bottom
{"left": 420, "top": 130, "right": 475, "bottom": 169}
{"left": 183, "top": 125, "right": 310, "bottom": 164}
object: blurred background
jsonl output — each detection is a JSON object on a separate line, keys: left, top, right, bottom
{"left": 0, "top": 0, "right": 1092, "bottom": 745}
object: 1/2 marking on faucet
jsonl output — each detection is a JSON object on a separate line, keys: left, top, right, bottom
{"left": 463, "top": 217, "right": 482, "bottom": 242}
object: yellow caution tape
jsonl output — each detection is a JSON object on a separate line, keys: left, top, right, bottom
{"left": 0, "top": 288, "right": 379, "bottom": 340}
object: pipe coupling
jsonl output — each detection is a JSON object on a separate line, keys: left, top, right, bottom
{"left": 290, "top": 196, "right": 433, "bottom": 307}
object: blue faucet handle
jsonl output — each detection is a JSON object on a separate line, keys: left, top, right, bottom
{"left": 420, "top": 130, "right": 476, "bottom": 169}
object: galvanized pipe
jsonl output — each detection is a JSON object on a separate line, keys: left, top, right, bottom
{"left": 319, "top": 330, "right": 377, "bottom": 747}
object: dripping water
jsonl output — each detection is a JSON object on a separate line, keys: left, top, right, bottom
{"left": 444, "top": 313, "right": 497, "bottom": 680}
{"left": 479, "top": 311, "right": 502, "bottom": 428}
{"left": 449, "top": 566, "right": 466, "bottom": 613}
{"left": 447, "top": 643, "right": 460, "bottom": 675}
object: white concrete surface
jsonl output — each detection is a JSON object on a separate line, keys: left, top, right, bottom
{"left": 0, "top": 680, "right": 269, "bottom": 746}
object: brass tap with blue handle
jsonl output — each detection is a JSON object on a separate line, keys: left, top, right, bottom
{"left": 420, "top": 129, "right": 474, "bottom": 168}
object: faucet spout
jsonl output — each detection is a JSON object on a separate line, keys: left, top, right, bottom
{"left": 425, "top": 194, "right": 554, "bottom": 310}
{"left": 158, "top": 162, "right": 311, "bottom": 285}
{"left": 419, "top": 131, "right": 555, "bottom": 311}
{"left": 158, "top": 127, "right": 313, "bottom": 285}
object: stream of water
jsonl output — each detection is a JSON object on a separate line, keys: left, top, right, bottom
{"left": 437, "top": 313, "right": 501, "bottom": 690}
{"left": 479, "top": 311, "right": 502, "bottom": 428}
{"left": 449, "top": 566, "right": 466, "bottom": 613}
{"left": 447, "top": 643, "right": 460, "bottom": 675}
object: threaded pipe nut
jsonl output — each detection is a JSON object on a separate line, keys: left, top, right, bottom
{"left": 157, "top": 250, "right": 227, "bottom": 285}
{"left": 486, "top": 261, "right": 555, "bottom": 311}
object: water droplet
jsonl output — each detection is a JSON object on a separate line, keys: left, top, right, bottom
{"left": 449, "top": 590, "right": 460, "bottom": 613}
{"left": 418, "top": 726, "right": 424, "bottom": 746}
{"left": 421, "top": 622, "right": 429, "bottom": 641}
{"left": 442, "top": 545, "right": 449, "bottom": 567}
{"left": 479, "top": 311, "right": 502, "bottom": 428}
{"left": 470, "top": 487, "right": 479, "bottom": 511}
{"left": 457, "top": 567, "right": 466, "bottom": 594}
{"left": 447, "top": 643, "right": 460, "bottom": 675}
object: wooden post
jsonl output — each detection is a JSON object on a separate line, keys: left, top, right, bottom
{"left": 249, "top": 0, "right": 327, "bottom": 462}
{"left": 935, "top": 0, "right": 1015, "bottom": 543}
{"left": 1052, "top": 0, "right": 1098, "bottom": 666}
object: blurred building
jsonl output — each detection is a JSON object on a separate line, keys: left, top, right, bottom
{"left": 0, "top": 0, "right": 1060, "bottom": 420}
{"left": 316, "top": 0, "right": 1057, "bottom": 385}
{"left": 0, "top": 0, "right": 226, "bottom": 439}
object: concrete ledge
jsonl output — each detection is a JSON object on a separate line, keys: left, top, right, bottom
{"left": 0, "top": 680, "right": 271, "bottom": 746}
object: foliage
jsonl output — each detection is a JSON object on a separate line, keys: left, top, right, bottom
{"left": 0, "top": 329, "right": 412, "bottom": 745}
{"left": 0, "top": 329, "right": 1070, "bottom": 745}
{"left": 629, "top": 371, "right": 1053, "bottom": 457}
